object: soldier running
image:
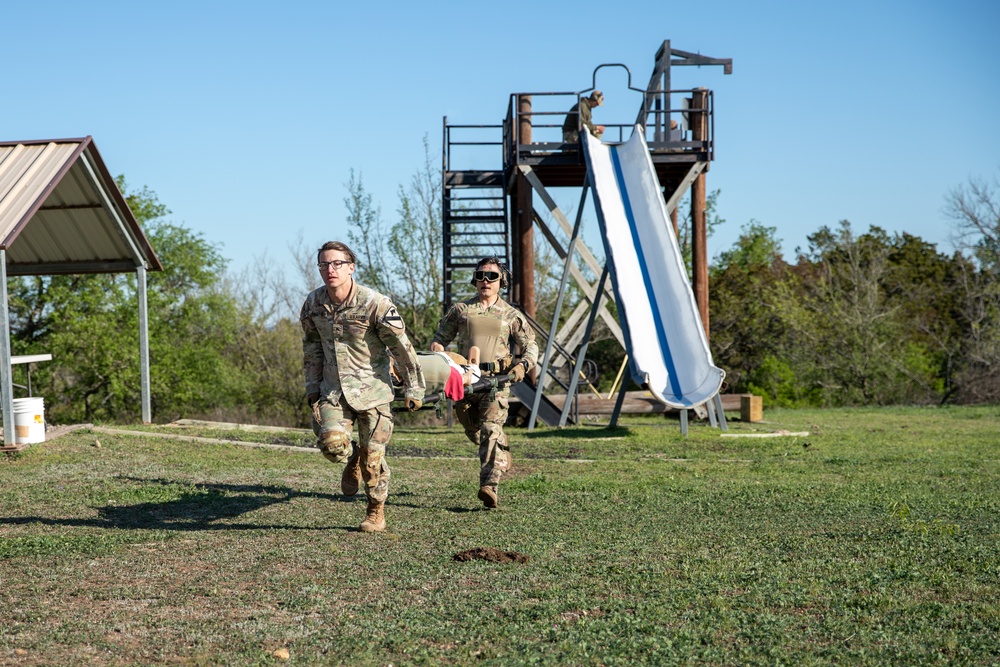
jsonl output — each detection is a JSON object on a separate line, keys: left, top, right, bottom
{"left": 431, "top": 257, "right": 538, "bottom": 509}
{"left": 300, "top": 241, "right": 424, "bottom": 532}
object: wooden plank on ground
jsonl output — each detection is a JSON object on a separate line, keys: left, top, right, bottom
{"left": 509, "top": 391, "right": 746, "bottom": 415}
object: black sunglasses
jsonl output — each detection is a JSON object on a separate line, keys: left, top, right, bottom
{"left": 474, "top": 270, "right": 501, "bottom": 283}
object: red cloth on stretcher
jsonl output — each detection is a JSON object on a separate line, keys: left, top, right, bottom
{"left": 444, "top": 367, "right": 465, "bottom": 401}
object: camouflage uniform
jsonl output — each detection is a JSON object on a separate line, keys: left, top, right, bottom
{"left": 562, "top": 97, "right": 598, "bottom": 143}
{"left": 300, "top": 281, "right": 424, "bottom": 503}
{"left": 431, "top": 298, "right": 538, "bottom": 492}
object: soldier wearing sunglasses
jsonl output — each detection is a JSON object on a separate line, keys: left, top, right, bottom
{"left": 430, "top": 256, "right": 538, "bottom": 509}
{"left": 300, "top": 241, "right": 425, "bottom": 532}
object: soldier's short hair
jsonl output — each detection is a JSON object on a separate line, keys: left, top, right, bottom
{"left": 317, "top": 241, "right": 357, "bottom": 264}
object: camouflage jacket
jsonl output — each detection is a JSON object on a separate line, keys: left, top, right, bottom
{"left": 562, "top": 98, "right": 596, "bottom": 139}
{"left": 431, "top": 297, "right": 538, "bottom": 371}
{"left": 300, "top": 281, "right": 424, "bottom": 410}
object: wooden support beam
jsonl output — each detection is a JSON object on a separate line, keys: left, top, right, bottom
{"left": 531, "top": 211, "right": 623, "bottom": 346}
{"left": 514, "top": 391, "right": 745, "bottom": 415}
{"left": 689, "top": 88, "right": 710, "bottom": 340}
{"left": 518, "top": 166, "right": 610, "bottom": 286}
{"left": 515, "top": 95, "right": 535, "bottom": 316}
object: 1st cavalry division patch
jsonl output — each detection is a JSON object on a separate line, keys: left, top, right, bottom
{"left": 381, "top": 305, "right": 404, "bottom": 330}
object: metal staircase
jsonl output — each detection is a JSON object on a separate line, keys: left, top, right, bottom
{"left": 442, "top": 120, "right": 510, "bottom": 308}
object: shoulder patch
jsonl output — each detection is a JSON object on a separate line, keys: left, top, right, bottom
{"left": 381, "top": 305, "right": 404, "bottom": 329}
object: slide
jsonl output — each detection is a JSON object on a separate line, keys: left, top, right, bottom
{"left": 582, "top": 126, "right": 725, "bottom": 409}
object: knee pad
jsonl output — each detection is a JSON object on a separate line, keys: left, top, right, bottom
{"left": 319, "top": 429, "right": 351, "bottom": 463}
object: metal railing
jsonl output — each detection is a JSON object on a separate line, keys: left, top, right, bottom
{"left": 503, "top": 85, "right": 714, "bottom": 160}
{"left": 442, "top": 117, "right": 504, "bottom": 175}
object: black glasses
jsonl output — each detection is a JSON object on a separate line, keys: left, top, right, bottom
{"left": 474, "top": 270, "right": 501, "bottom": 283}
{"left": 318, "top": 260, "right": 351, "bottom": 271}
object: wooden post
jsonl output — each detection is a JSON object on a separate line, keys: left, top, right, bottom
{"left": 690, "top": 88, "right": 710, "bottom": 339}
{"left": 509, "top": 186, "right": 521, "bottom": 305}
{"left": 518, "top": 95, "right": 532, "bottom": 145}
{"left": 515, "top": 95, "right": 535, "bottom": 318}
{"left": 740, "top": 395, "right": 763, "bottom": 422}
{"left": 691, "top": 174, "right": 708, "bottom": 338}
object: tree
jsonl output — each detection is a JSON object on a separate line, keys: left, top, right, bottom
{"left": 218, "top": 256, "right": 312, "bottom": 426}
{"left": 7, "top": 178, "right": 253, "bottom": 423}
{"left": 386, "top": 137, "right": 444, "bottom": 348}
{"left": 882, "top": 233, "right": 964, "bottom": 401}
{"left": 709, "top": 222, "right": 801, "bottom": 401}
{"left": 949, "top": 256, "right": 1000, "bottom": 403}
{"left": 676, "top": 188, "right": 725, "bottom": 275}
{"left": 945, "top": 171, "right": 1000, "bottom": 402}
{"left": 344, "top": 137, "right": 443, "bottom": 349}
{"left": 946, "top": 172, "right": 1000, "bottom": 272}
{"left": 793, "top": 222, "right": 945, "bottom": 405}
{"left": 712, "top": 220, "right": 782, "bottom": 272}
{"left": 344, "top": 169, "right": 392, "bottom": 293}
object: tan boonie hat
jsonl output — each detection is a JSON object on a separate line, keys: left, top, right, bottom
{"left": 589, "top": 90, "right": 604, "bottom": 105}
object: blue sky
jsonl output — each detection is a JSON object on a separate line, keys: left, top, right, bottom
{"left": 4, "top": 0, "right": 998, "bottom": 290}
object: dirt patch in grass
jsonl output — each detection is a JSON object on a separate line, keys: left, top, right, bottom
{"left": 452, "top": 547, "right": 529, "bottom": 564}
{"left": 504, "top": 462, "right": 537, "bottom": 479}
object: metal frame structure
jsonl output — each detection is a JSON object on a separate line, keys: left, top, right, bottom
{"left": 441, "top": 40, "right": 731, "bottom": 428}
{"left": 523, "top": 157, "right": 727, "bottom": 434}
{"left": 0, "top": 137, "right": 162, "bottom": 445}
{"left": 441, "top": 120, "right": 509, "bottom": 307}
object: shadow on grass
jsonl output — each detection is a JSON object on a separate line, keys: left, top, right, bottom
{"left": 0, "top": 477, "right": 423, "bottom": 532}
{"left": 445, "top": 506, "right": 489, "bottom": 514}
{"left": 522, "top": 426, "right": 631, "bottom": 440}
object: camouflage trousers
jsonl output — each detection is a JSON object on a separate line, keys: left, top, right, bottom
{"left": 312, "top": 397, "right": 393, "bottom": 503}
{"left": 454, "top": 388, "right": 510, "bottom": 490}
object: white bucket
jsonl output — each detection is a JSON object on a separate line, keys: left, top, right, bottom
{"left": 13, "top": 397, "right": 45, "bottom": 444}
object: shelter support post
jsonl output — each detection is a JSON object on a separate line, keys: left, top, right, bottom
{"left": 0, "top": 250, "right": 14, "bottom": 445}
{"left": 137, "top": 265, "right": 151, "bottom": 424}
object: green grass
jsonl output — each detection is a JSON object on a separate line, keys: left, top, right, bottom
{"left": 1, "top": 406, "right": 998, "bottom": 665}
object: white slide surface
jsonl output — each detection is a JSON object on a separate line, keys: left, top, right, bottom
{"left": 582, "top": 126, "right": 725, "bottom": 409}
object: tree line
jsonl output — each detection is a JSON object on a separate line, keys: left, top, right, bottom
{"left": 7, "top": 160, "right": 999, "bottom": 427}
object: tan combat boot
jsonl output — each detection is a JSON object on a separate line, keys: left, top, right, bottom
{"left": 478, "top": 486, "right": 498, "bottom": 509}
{"left": 359, "top": 500, "right": 386, "bottom": 532}
{"left": 341, "top": 453, "right": 362, "bottom": 496}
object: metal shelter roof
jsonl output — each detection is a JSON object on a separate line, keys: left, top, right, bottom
{"left": 0, "top": 136, "right": 160, "bottom": 444}
{"left": 0, "top": 137, "right": 162, "bottom": 276}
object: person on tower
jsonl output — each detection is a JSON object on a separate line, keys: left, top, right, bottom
{"left": 562, "top": 90, "right": 606, "bottom": 143}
